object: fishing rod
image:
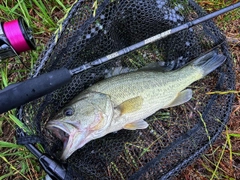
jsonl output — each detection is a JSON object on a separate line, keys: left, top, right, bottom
{"left": 0, "top": 2, "right": 239, "bottom": 114}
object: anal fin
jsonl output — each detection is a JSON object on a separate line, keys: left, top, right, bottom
{"left": 123, "top": 119, "right": 148, "bottom": 130}
{"left": 166, "top": 89, "right": 192, "bottom": 108}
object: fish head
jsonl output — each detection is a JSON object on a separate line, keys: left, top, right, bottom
{"left": 46, "top": 92, "right": 114, "bottom": 160}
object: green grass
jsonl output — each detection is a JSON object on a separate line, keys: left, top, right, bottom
{"left": 196, "top": 0, "right": 240, "bottom": 30}
{"left": 192, "top": 1, "right": 240, "bottom": 179}
{"left": 0, "top": 0, "right": 239, "bottom": 179}
{"left": 0, "top": 0, "right": 72, "bottom": 179}
{"left": 0, "top": 141, "right": 43, "bottom": 179}
{"left": 0, "top": 1, "right": 103, "bottom": 179}
{"left": 196, "top": 128, "right": 237, "bottom": 180}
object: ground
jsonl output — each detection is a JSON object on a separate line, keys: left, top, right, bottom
{"left": 0, "top": 0, "right": 239, "bottom": 179}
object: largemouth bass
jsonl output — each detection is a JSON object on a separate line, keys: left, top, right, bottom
{"left": 47, "top": 51, "right": 226, "bottom": 160}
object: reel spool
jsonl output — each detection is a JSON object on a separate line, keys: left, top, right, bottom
{"left": 0, "top": 17, "right": 35, "bottom": 60}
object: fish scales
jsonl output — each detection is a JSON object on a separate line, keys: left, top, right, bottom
{"left": 88, "top": 65, "right": 201, "bottom": 108}
{"left": 46, "top": 51, "right": 226, "bottom": 160}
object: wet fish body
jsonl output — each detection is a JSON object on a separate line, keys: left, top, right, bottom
{"left": 47, "top": 51, "right": 226, "bottom": 160}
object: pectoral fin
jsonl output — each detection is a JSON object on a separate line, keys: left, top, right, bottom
{"left": 117, "top": 96, "right": 143, "bottom": 115}
{"left": 166, "top": 89, "right": 192, "bottom": 108}
{"left": 123, "top": 119, "right": 148, "bottom": 130}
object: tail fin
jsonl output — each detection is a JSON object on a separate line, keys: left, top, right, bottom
{"left": 193, "top": 51, "right": 226, "bottom": 77}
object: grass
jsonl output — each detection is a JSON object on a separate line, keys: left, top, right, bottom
{"left": 0, "top": 0, "right": 239, "bottom": 179}
{"left": 177, "top": 1, "right": 240, "bottom": 179}
{"left": 0, "top": 0, "right": 73, "bottom": 179}
{"left": 0, "top": 141, "right": 42, "bottom": 179}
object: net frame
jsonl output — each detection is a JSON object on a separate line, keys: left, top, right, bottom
{"left": 17, "top": 0, "right": 235, "bottom": 179}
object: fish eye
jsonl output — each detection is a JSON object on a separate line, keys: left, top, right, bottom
{"left": 63, "top": 107, "right": 74, "bottom": 116}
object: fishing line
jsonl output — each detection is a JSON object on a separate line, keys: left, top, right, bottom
{"left": 0, "top": 17, "right": 36, "bottom": 68}
{"left": 3, "top": 19, "right": 31, "bottom": 53}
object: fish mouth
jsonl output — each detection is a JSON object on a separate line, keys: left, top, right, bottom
{"left": 47, "top": 120, "right": 87, "bottom": 160}
{"left": 46, "top": 121, "right": 72, "bottom": 150}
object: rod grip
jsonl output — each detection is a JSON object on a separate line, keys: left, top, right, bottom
{"left": 0, "top": 68, "right": 72, "bottom": 114}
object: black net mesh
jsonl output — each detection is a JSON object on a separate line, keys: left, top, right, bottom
{"left": 18, "top": 0, "right": 235, "bottom": 179}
